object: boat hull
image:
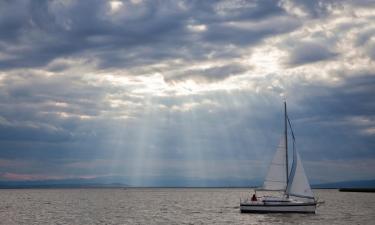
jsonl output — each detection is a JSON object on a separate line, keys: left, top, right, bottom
{"left": 240, "top": 202, "right": 316, "bottom": 213}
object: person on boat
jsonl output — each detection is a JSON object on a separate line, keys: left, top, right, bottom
{"left": 251, "top": 193, "right": 257, "bottom": 201}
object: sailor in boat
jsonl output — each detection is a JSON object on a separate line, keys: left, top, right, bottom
{"left": 251, "top": 193, "right": 257, "bottom": 201}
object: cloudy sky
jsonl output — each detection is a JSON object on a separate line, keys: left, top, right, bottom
{"left": 0, "top": 0, "right": 374, "bottom": 186}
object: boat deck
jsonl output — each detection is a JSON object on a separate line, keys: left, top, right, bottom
{"left": 240, "top": 197, "right": 317, "bottom": 213}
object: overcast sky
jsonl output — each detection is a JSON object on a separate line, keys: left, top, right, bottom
{"left": 0, "top": 0, "right": 374, "bottom": 186}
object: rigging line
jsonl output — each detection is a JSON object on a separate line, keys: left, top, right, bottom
{"left": 285, "top": 115, "right": 297, "bottom": 195}
{"left": 287, "top": 116, "right": 295, "bottom": 141}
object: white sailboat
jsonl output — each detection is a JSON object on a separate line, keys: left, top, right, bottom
{"left": 240, "top": 101, "right": 317, "bottom": 213}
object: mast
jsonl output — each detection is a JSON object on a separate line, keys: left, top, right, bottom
{"left": 284, "top": 101, "right": 289, "bottom": 197}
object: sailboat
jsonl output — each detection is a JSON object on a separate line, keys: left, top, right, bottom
{"left": 240, "top": 101, "right": 317, "bottom": 213}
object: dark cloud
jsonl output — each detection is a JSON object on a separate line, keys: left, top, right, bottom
{"left": 356, "top": 28, "right": 375, "bottom": 47}
{"left": 287, "top": 73, "right": 375, "bottom": 160}
{"left": 283, "top": 0, "right": 338, "bottom": 17}
{"left": 0, "top": 0, "right": 371, "bottom": 71}
{"left": 366, "top": 43, "right": 375, "bottom": 60}
{"left": 202, "top": 15, "right": 300, "bottom": 45}
{"left": 0, "top": 0, "right": 296, "bottom": 70}
{"left": 164, "top": 64, "right": 247, "bottom": 82}
{"left": 287, "top": 41, "right": 337, "bottom": 66}
{"left": 0, "top": 122, "right": 72, "bottom": 142}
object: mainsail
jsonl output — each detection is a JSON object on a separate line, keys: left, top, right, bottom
{"left": 263, "top": 138, "right": 287, "bottom": 191}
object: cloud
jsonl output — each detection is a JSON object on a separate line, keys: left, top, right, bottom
{"left": 285, "top": 73, "right": 375, "bottom": 161}
{"left": 164, "top": 64, "right": 247, "bottom": 82}
{"left": 280, "top": 0, "right": 338, "bottom": 18}
{"left": 0, "top": 0, "right": 298, "bottom": 71}
{"left": 287, "top": 41, "right": 337, "bottom": 66}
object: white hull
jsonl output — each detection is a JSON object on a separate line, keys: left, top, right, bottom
{"left": 240, "top": 202, "right": 316, "bottom": 213}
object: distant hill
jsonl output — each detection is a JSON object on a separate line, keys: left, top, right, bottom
{"left": 0, "top": 177, "right": 261, "bottom": 188}
{"left": 312, "top": 179, "right": 375, "bottom": 189}
{"left": 4, "top": 177, "right": 374, "bottom": 189}
{"left": 0, "top": 177, "right": 128, "bottom": 189}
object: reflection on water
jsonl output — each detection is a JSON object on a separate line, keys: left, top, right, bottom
{"left": 0, "top": 189, "right": 374, "bottom": 225}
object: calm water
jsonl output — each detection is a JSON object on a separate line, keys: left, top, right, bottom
{"left": 0, "top": 188, "right": 374, "bottom": 225}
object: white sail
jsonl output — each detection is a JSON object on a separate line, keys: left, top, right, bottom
{"left": 263, "top": 138, "right": 287, "bottom": 191}
{"left": 286, "top": 150, "right": 314, "bottom": 199}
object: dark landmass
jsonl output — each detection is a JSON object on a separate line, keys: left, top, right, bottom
{"left": 0, "top": 177, "right": 261, "bottom": 189}
{"left": 0, "top": 183, "right": 127, "bottom": 189}
{"left": 0, "top": 177, "right": 128, "bottom": 189}
{"left": 312, "top": 179, "right": 375, "bottom": 189}
{"left": 339, "top": 188, "right": 375, "bottom": 193}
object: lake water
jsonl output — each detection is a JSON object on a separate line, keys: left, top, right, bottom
{"left": 0, "top": 188, "right": 374, "bottom": 224}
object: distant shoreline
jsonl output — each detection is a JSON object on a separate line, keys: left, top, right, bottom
{"left": 1, "top": 179, "right": 374, "bottom": 190}
{"left": 339, "top": 188, "right": 375, "bottom": 193}
{"left": 0, "top": 186, "right": 366, "bottom": 190}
